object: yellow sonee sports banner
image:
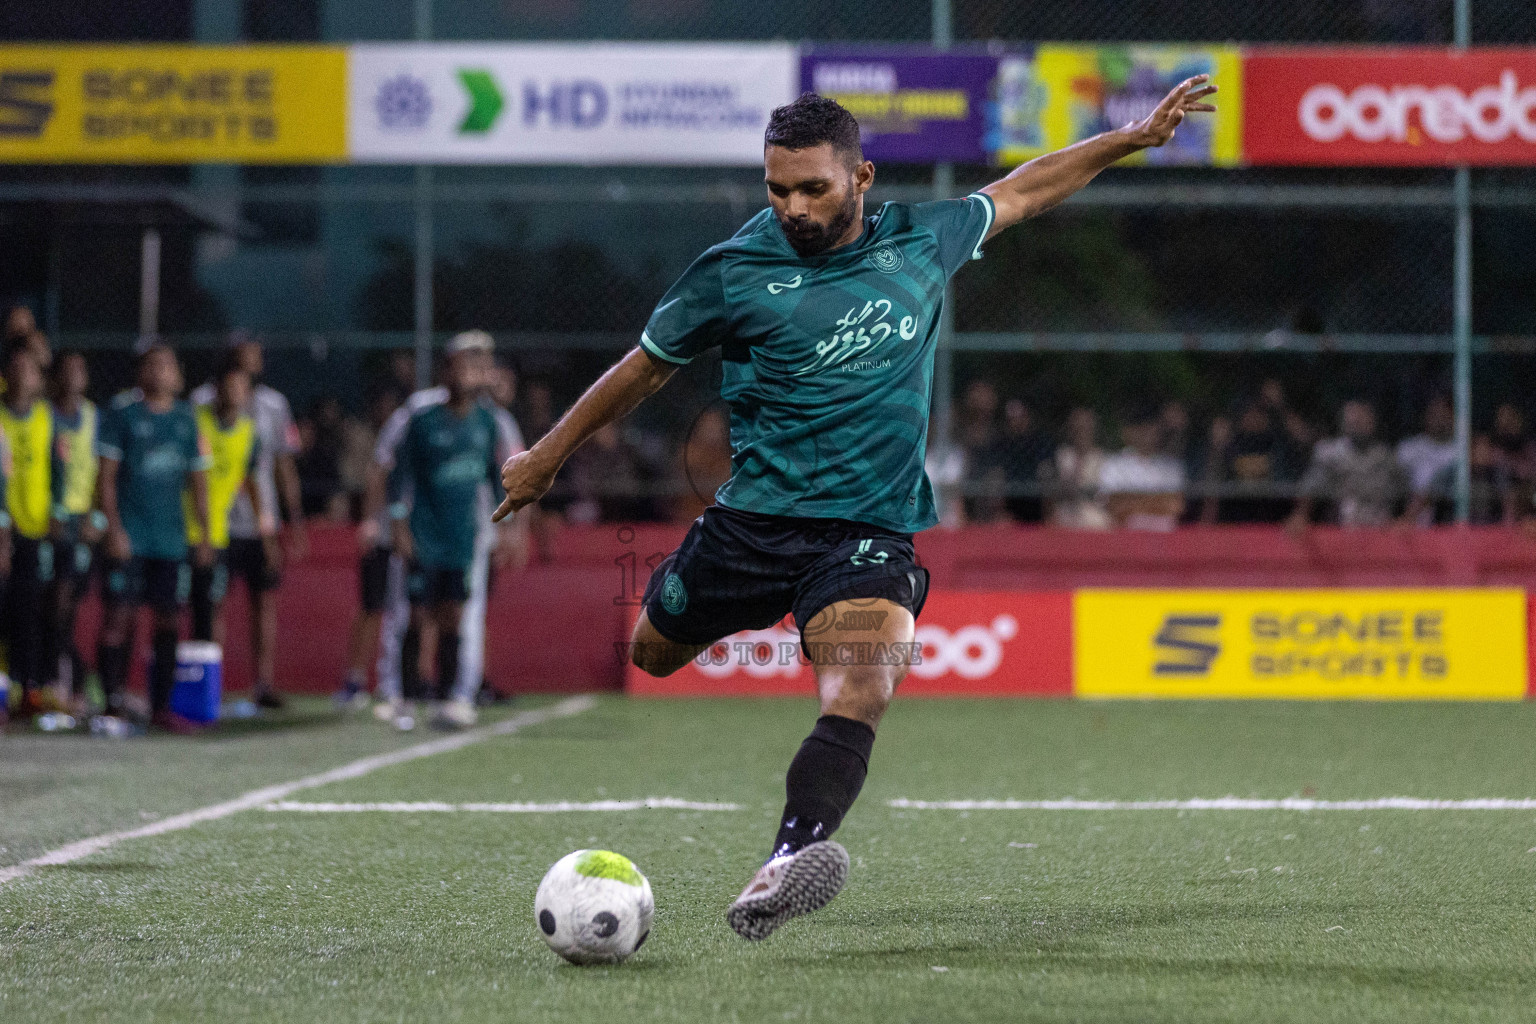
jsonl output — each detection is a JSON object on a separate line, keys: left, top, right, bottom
{"left": 0, "top": 45, "right": 346, "bottom": 163}
{"left": 1075, "top": 589, "right": 1527, "bottom": 700}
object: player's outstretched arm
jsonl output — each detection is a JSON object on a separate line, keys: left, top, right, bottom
{"left": 980, "top": 75, "right": 1216, "bottom": 240}
{"left": 492, "top": 346, "right": 677, "bottom": 522}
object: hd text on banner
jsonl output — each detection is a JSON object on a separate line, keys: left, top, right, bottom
{"left": 348, "top": 43, "right": 798, "bottom": 165}
{"left": 1075, "top": 589, "right": 1528, "bottom": 700}
{"left": 0, "top": 45, "right": 347, "bottom": 163}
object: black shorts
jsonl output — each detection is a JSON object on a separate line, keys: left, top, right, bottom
{"left": 103, "top": 556, "right": 190, "bottom": 612}
{"left": 359, "top": 545, "right": 392, "bottom": 613}
{"left": 227, "top": 537, "right": 282, "bottom": 593}
{"left": 191, "top": 550, "right": 230, "bottom": 607}
{"left": 407, "top": 561, "right": 470, "bottom": 606}
{"left": 641, "top": 505, "right": 930, "bottom": 655}
{"left": 7, "top": 536, "right": 56, "bottom": 588}
{"left": 53, "top": 518, "right": 95, "bottom": 587}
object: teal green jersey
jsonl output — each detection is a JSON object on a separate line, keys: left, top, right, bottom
{"left": 638, "top": 193, "right": 996, "bottom": 533}
{"left": 388, "top": 401, "right": 502, "bottom": 570}
{"left": 96, "top": 397, "right": 210, "bottom": 560}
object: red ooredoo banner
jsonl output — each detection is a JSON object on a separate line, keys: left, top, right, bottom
{"left": 1244, "top": 47, "right": 1536, "bottom": 166}
{"left": 625, "top": 591, "right": 1073, "bottom": 698}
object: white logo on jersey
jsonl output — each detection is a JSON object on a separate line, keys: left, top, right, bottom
{"left": 766, "top": 275, "right": 803, "bottom": 294}
{"left": 793, "top": 298, "right": 918, "bottom": 377}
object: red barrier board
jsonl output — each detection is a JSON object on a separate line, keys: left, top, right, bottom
{"left": 1244, "top": 47, "right": 1536, "bottom": 166}
{"left": 625, "top": 590, "right": 1073, "bottom": 697}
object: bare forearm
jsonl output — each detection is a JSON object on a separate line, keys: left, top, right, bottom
{"left": 190, "top": 471, "right": 211, "bottom": 540}
{"left": 276, "top": 454, "right": 302, "bottom": 522}
{"left": 532, "top": 347, "right": 675, "bottom": 469}
{"left": 985, "top": 128, "right": 1141, "bottom": 223}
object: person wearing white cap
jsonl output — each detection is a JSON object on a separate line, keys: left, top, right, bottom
{"left": 355, "top": 330, "right": 526, "bottom": 729}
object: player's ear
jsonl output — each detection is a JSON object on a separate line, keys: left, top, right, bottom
{"left": 852, "top": 159, "right": 875, "bottom": 195}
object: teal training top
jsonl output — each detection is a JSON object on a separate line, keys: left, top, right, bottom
{"left": 638, "top": 194, "right": 995, "bottom": 533}
{"left": 388, "top": 401, "right": 502, "bottom": 570}
{"left": 96, "top": 397, "right": 210, "bottom": 560}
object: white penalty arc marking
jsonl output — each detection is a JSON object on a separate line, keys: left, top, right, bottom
{"left": 888, "top": 797, "right": 1536, "bottom": 811}
{"left": 264, "top": 798, "right": 741, "bottom": 813}
{"left": 0, "top": 695, "right": 597, "bottom": 888}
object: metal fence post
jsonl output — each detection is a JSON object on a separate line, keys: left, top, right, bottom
{"left": 932, "top": 0, "right": 955, "bottom": 458}
{"left": 1452, "top": 0, "right": 1473, "bottom": 521}
{"left": 413, "top": 0, "right": 435, "bottom": 390}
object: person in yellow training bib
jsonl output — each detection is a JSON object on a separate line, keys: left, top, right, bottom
{"left": 46, "top": 351, "right": 102, "bottom": 705}
{"left": 187, "top": 360, "right": 266, "bottom": 645}
{"left": 0, "top": 347, "right": 66, "bottom": 719}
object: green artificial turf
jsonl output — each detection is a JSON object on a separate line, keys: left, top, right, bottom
{"left": 4, "top": 697, "right": 1536, "bottom": 1022}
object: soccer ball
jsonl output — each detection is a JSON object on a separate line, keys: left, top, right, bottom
{"left": 534, "top": 850, "right": 654, "bottom": 965}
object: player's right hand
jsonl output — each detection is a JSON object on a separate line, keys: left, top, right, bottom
{"left": 492, "top": 450, "right": 558, "bottom": 523}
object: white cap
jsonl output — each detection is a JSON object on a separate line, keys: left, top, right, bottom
{"left": 446, "top": 329, "right": 494, "bottom": 355}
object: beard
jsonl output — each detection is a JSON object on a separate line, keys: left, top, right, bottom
{"left": 779, "top": 192, "right": 860, "bottom": 258}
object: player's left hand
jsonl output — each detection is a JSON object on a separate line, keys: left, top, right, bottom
{"left": 193, "top": 542, "right": 215, "bottom": 570}
{"left": 492, "top": 450, "right": 559, "bottom": 523}
{"left": 1126, "top": 75, "right": 1217, "bottom": 148}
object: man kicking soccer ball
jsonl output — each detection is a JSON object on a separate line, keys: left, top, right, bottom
{"left": 493, "top": 80, "right": 1216, "bottom": 940}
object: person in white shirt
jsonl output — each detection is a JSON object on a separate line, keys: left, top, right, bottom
{"left": 1397, "top": 394, "right": 1457, "bottom": 526}
{"left": 189, "top": 335, "right": 306, "bottom": 709}
{"left": 1098, "top": 405, "right": 1187, "bottom": 531}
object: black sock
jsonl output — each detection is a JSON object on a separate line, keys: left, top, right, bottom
{"left": 150, "top": 627, "right": 178, "bottom": 715}
{"left": 436, "top": 629, "right": 460, "bottom": 702}
{"left": 401, "top": 626, "right": 421, "bottom": 701}
{"left": 772, "top": 715, "right": 876, "bottom": 859}
{"left": 98, "top": 641, "right": 129, "bottom": 708}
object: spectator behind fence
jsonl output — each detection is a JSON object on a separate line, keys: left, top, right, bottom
{"left": 973, "top": 398, "right": 1052, "bottom": 524}
{"left": 1288, "top": 399, "right": 1405, "bottom": 531}
{"left": 1490, "top": 402, "right": 1535, "bottom": 521}
{"left": 338, "top": 389, "right": 397, "bottom": 517}
{"left": 957, "top": 380, "right": 1000, "bottom": 523}
{"left": 1047, "top": 407, "right": 1111, "bottom": 530}
{"left": 1397, "top": 394, "right": 1458, "bottom": 526}
{"left": 565, "top": 422, "right": 662, "bottom": 524}
{"left": 1098, "top": 404, "right": 1187, "bottom": 531}
{"left": 1257, "top": 377, "right": 1316, "bottom": 477}
{"left": 1202, "top": 401, "right": 1292, "bottom": 524}
{"left": 297, "top": 396, "right": 347, "bottom": 520}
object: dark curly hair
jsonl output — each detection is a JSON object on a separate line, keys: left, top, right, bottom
{"left": 764, "top": 92, "right": 863, "bottom": 166}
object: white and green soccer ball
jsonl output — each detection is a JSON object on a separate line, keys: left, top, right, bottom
{"left": 534, "top": 850, "right": 654, "bottom": 965}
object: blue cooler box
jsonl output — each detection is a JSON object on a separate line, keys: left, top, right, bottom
{"left": 169, "top": 642, "right": 223, "bottom": 723}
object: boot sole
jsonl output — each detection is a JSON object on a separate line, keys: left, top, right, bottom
{"left": 726, "top": 841, "right": 849, "bottom": 941}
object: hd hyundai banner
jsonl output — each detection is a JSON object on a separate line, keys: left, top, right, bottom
{"left": 348, "top": 43, "right": 797, "bottom": 165}
{"left": 1244, "top": 47, "right": 1536, "bottom": 166}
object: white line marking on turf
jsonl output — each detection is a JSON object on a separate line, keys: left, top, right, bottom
{"left": 888, "top": 797, "right": 1536, "bottom": 811}
{"left": 0, "top": 696, "right": 596, "bottom": 887}
{"left": 263, "top": 798, "right": 741, "bottom": 813}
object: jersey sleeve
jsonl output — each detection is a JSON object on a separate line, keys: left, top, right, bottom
{"left": 373, "top": 404, "right": 414, "bottom": 470}
{"left": 910, "top": 193, "right": 997, "bottom": 279}
{"left": 638, "top": 249, "right": 729, "bottom": 366}
{"left": 95, "top": 406, "right": 125, "bottom": 462}
{"left": 385, "top": 415, "right": 418, "bottom": 518}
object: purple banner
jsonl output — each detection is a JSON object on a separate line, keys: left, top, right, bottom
{"left": 800, "top": 48, "right": 999, "bottom": 163}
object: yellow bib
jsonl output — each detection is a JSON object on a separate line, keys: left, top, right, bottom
{"left": 186, "top": 405, "right": 255, "bottom": 549}
{"left": 0, "top": 400, "right": 53, "bottom": 540}
{"left": 54, "top": 400, "right": 98, "bottom": 516}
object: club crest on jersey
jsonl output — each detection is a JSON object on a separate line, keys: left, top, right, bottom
{"left": 866, "top": 241, "right": 903, "bottom": 274}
